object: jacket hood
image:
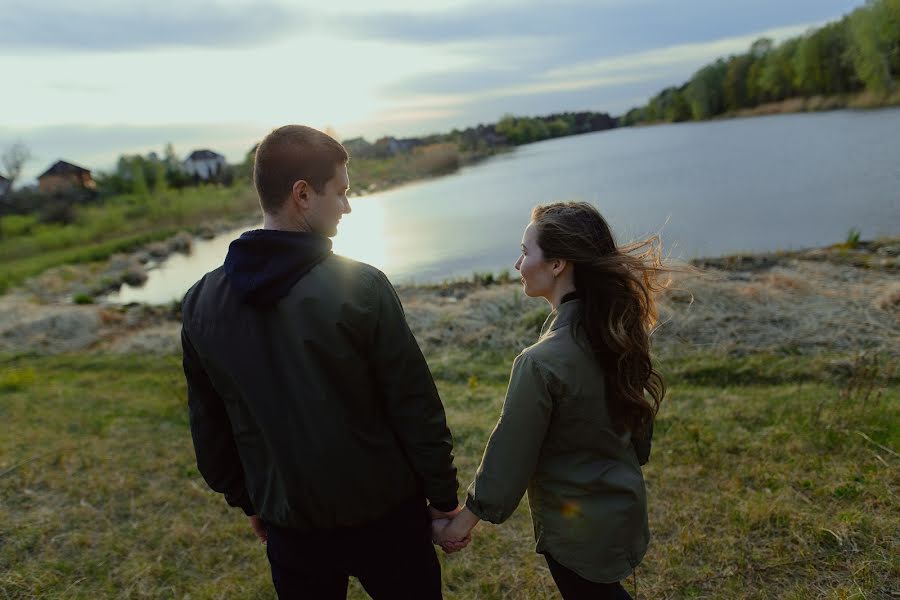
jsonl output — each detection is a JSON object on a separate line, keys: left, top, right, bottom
{"left": 224, "top": 229, "right": 332, "bottom": 306}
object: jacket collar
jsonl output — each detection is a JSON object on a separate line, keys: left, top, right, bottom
{"left": 540, "top": 298, "right": 580, "bottom": 338}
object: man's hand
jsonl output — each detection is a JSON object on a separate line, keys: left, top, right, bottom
{"left": 429, "top": 504, "right": 472, "bottom": 553}
{"left": 248, "top": 515, "right": 267, "bottom": 544}
{"left": 431, "top": 517, "right": 452, "bottom": 548}
{"left": 428, "top": 504, "right": 462, "bottom": 521}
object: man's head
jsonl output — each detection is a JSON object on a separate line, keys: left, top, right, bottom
{"left": 254, "top": 125, "right": 351, "bottom": 237}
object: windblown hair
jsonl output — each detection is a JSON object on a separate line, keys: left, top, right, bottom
{"left": 254, "top": 125, "right": 349, "bottom": 214}
{"left": 531, "top": 202, "right": 670, "bottom": 435}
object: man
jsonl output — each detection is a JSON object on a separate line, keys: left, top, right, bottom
{"left": 182, "top": 125, "right": 461, "bottom": 599}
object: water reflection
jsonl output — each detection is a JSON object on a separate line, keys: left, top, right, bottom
{"left": 108, "top": 199, "right": 393, "bottom": 304}
{"left": 332, "top": 197, "right": 388, "bottom": 273}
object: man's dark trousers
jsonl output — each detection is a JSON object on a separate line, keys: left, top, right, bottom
{"left": 264, "top": 496, "right": 442, "bottom": 599}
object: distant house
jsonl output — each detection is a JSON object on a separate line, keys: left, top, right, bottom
{"left": 372, "top": 136, "right": 423, "bottom": 158}
{"left": 37, "top": 160, "right": 96, "bottom": 195}
{"left": 183, "top": 149, "right": 226, "bottom": 181}
{"left": 0, "top": 174, "right": 10, "bottom": 197}
{"left": 342, "top": 137, "right": 375, "bottom": 159}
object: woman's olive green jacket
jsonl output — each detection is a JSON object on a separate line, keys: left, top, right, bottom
{"left": 466, "top": 299, "right": 650, "bottom": 583}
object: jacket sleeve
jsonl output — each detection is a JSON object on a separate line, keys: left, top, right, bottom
{"left": 632, "top": 421, "right": 653, "bottom": 466}
{"left": 466, "top": 353, "right": 553, "bottom": 524}
{"left": 367, "top": 272, "right": 459, "bottom": 512}
{"left": 182, "top": 328, "right": 255, "bottom": 516}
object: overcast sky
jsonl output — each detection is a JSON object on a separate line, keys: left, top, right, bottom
{"left": 1, "top": 0, "right": 862, "bottom": 182}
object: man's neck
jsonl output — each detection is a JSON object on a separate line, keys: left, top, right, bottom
{"left": 263, "top": 211, "right": 311, "bottom": 233}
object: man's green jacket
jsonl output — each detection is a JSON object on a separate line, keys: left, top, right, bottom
{"left": 182, "top": 233, "right": 458, "bottom": 530}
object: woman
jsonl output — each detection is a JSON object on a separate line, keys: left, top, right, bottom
{"left": 436, "top": 202, "right": 668, "bottom": 600}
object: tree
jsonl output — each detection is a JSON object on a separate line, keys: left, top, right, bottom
{"left": 848, "top": 0, "right": 900, "bottom": 93}
{"left": 151, "top": 159, "right": 168, "bottom": 195}
{"left": 324, "top": 126, "right": 340, "bottom": 141}
{"left": 546, "top": 118, "right": 571, "bottom": 138}
{"left": 620, "top": 107, "right": 646, "bottom": 126}
{"left": 750, "top": 37, "right": 774, "bottom": 59}
{"left": 645, "top": 86, "right": 692, "bottom": 122}
{"left": 0, "top": 142, "right": 32, "bottom": 240}
{"left": 724, "top": 55, "right": 754, "bottom": 110}
{"left": 1, "top": 141, "right": 32, "bottom": 190}
{"left": 756, "top": 40, "right": 800, "bottom": 102}
{"left": 685, "top": 59, "right": 728, "bottom": 119}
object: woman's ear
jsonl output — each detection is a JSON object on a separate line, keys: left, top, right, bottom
{"left": 552, "top": 258, "right": 568, "bottom": 277}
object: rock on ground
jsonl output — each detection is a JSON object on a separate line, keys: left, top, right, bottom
{"left": 0, "top": 300, "right": 100, "bottom": 354}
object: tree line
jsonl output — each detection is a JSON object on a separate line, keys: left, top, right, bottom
{"left": 622, "top": 0, "right": 900, "bottom": 125}
{"left": 494, "top": 112, "right": 616, "bottom": 145}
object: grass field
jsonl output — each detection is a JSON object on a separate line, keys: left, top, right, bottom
{"left": 1, "top": 347, "right": 896, "bottom": 599}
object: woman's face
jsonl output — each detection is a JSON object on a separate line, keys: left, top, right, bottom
{"left": 515, "top": 222, "right": 556, "bottom": 299}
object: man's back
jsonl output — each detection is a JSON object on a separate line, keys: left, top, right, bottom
{"left": 182, "top": 251, "right": 458, "bottom": 530}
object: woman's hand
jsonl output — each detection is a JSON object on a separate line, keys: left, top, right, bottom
{"left": 435, "top": 507, "right": 480, "bottom": 553}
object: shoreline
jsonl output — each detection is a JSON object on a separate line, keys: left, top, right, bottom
{"left": 623, "top": 93, "right": 900, "bottom": 129}
{"left": 1, "top": 237, "right": 896, "bottom": 357}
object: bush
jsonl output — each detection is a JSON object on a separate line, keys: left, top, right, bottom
{"left": 410, "top": 144, "right": 461, "bottom": 176}
{"left": 0, "top": 368, "right": 36, "bottom": 391}
{"left": 0, "top": 214, "right": 38, "bottom": 237}
{"left": 39, "top": 199, "right": 76, "bottom": 225}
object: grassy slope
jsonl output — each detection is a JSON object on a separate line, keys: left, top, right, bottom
{"left": 1, "top": 350, "right": 896, "bottom": 599}
{"left": 0, "top": 186, "right": 261, "bottom": 295}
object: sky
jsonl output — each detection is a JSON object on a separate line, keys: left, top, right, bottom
{"left": 1, "top": 0, "right": 864, "bottom": 183}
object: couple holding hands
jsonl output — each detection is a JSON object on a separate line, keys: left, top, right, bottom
{"left": 183, "top": 125, "right": 666, "bottom": 600}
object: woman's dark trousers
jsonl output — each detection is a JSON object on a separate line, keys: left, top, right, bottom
{"left": 545, "top": 554, "right": 635, "bottom": 600}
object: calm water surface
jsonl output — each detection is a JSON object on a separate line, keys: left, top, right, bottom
{"left": 110, "top": 109, "right": 900, "bottom": 304}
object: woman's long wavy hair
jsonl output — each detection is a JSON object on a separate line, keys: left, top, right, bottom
{"left": 531, "top": 202, "right": 669, "bottom": 435}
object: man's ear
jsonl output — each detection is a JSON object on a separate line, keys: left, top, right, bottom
{"left": 292, "top": 180, "right": 311, "bottom": 208}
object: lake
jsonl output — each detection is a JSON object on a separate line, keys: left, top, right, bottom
{"left": 108, "top": 108, "right": 900, "bottom": 304}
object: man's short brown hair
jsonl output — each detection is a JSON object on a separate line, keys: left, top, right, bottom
{"left": 254, "top": 125, "right": 349, "bottom": 214}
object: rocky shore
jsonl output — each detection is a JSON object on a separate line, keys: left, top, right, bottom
{"left": 1, "top": 238, "right": 897, "bottom": 357}
{"left": 18, "top": 215, "right": 262, "bottom": 304}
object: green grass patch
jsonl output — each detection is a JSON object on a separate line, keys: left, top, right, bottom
{"left": 0, "top": 350, "right": 896, "bottom": 598}
{"left": 0, "top": 186, "right": 260, "bottom": 294}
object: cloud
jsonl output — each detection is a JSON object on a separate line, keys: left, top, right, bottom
{"left": 545, "top": 23, "right": 815, "bottom": 83}
{"left": 337, "top": 0, "right": 858, "bottom": 52}
{"left": 0, "top": 0, "right": 303, "bottom": 52}
{"left": 386, "top": 66, "right": 532, "bottom": 97}
{"left": 380, "top": 22, "right": 817, "bottom": 116}
{"left": 45, "top": 82, "right": 114, "bottom": 94}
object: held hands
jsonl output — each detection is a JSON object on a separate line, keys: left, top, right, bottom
{"left": 248, "top": 515, "right": 267, "bottom": 544}
{"left": 429, "top": 505, "right": 479, "bottom": 554}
